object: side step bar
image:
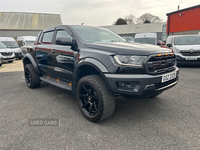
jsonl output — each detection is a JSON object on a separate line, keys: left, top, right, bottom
{"left": 40, "top": 75, "right": 72, "bottom": 91}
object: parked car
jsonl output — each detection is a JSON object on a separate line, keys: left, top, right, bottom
{"left": 157, "top": 40, "right": 166, "bottom": 46}
{"left": 22, "top": 25, "right": 179, "bottom": 122}
{"left": 0, "top": 37, "right": 22, "bottom": 59}
{"left": 0, "top": 56, "right": 3, "bottom": 67}
{"left": 17, "top": 36, "right": 37, "bottom": 57}
{"left": 17, "top": 36, "right": 36, "bottom": 47}
{"left": 134, "top": 33, "right": 157, "bottom": 45}
{"left": 0, "top": 41, "right": 15, "bottom": 63}
{"left": 166, "top": 35, "right": 200, "bottom": 64}
{"left": 123, "top": 36, "right": 134, "bottom": 42}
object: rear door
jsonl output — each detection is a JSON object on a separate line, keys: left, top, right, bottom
{"left": 35, "top": 28, "right": 56, "bottom": 76}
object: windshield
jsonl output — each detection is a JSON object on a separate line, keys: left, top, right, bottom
{"left": 0, "top": 42, "right": 7, "bottom": 49}
{"left": 174, "top": 36, "right": 200, "bottom": 45}
{"left": 2, "top": 41, "right": 19, "bottom": 48}
{"left": 124, "top": 37, "right": 134, "bottom": 42}
{"left": 25, "top": 41, "right": 35, "bottom": 45}
{"left": 72, "top": 26, "right": 126, "bottom": 43}
{"left": 134, "top": 38, "right": 156, "bottom": 45}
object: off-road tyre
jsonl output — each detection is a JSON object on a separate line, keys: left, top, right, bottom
{"left": 24, "top": 64, "right": 41, "bottom": 88}
{"left": 76, "top": 75, "right": 115, "bottom": 122}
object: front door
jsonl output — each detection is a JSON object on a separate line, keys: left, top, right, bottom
{"left": 50, "top": 28, "right": 75, "bottom": 82}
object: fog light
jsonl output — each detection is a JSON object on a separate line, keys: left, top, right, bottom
{"left": 117, "top": 81, "right": 139, "bottom": 91}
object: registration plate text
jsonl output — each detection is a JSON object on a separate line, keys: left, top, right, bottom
{"left": 162, "top": 71, "right": 177, "bottom": 83}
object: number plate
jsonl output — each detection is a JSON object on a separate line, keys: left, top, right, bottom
{"left": 5, "top": 56, "right": 12, "bottom": 58}
{"left": 186, "top": 57, "right": 197, "bottom": 60}
{"left": 162, "top": 71, "right": 177, "bottom": 83}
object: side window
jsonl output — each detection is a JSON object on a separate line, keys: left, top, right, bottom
{"left": 42, "top": 31, "right": 54, "bottom": 43}
{"left": 56, "top": 30, "right": 72, "bottom": 39}
{"left": 17, "top": 41, "right": 23, "bottom": 47}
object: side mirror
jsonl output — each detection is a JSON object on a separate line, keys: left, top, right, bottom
{"left": 56, "top": 37, "right": 73, "bottom": 46}
{"left": 166, "top": 44, "right": 172, "bottom": 48}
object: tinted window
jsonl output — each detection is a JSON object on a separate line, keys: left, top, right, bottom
{"left": 56, "top": 30, "right": 72, "bottom": 39}
{"left": 42, "top": 31, "right": 54, "bottom": 43}
{"left": 72, "top": 26, "right": 126, "bottom": 43}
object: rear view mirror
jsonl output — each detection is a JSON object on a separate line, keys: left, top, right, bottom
{"left": 56, "top": 37, "right": 73, "bottom": 46}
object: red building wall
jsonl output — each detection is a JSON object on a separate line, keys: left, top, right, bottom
{"left": 167, "top": 6, "right": 200, "bottom": 33}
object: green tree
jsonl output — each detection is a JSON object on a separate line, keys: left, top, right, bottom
{"left": 136, "top": 13, "right": 162, "bottom": 24}
{"left": 114, "top": 18, "right": 127, "bottom": 25}
{"left": 144, "top": 20, "right": 151, "bottom": 23}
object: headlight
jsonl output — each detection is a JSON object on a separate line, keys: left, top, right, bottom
{"left": 173, "top": 47, "right": 180, "bottom": 53}
{"left": 113, "top": 55, "right": 147, "bottom": 67}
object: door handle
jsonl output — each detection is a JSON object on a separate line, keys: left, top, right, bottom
{"left": 51, "top": 49, "right": 56, "bottom": 53}
{"left": 38, "top": 48, "right": 41, "bottom": 52}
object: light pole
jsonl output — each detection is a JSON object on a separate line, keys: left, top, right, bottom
{"left": 136, "top": 27, "right": 141, "bottom": 33}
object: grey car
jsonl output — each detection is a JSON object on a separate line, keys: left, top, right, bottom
{"left": 0, "top": 42, "right": 15, "bottom": 63}
{"left": 0, "top": 56, "right": 3, "bottom": 67}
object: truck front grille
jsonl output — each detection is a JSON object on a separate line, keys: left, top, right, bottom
{"left": 1, "top": 52, "right": 13, "bottom": 56}
{"left": 180, "top": 51, "right": 200, "bottom": 56}
{"left": 145, "top": 54, "right": 176, "bottom": 75}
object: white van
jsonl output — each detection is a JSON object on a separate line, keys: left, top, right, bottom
{"left": 0, "top": 37, "right": 22, "bottom": 59}
{"left": 0, "top": 41, "right": 15, "bottom": 63}
{"left": 166, "top": 35, "right": 200, "bottom": 64}
{"left": 17, "top": 36, "right": 36, "bottom": 47}
{"left": 134, "top": 33, "right": 157, "bottom": 45}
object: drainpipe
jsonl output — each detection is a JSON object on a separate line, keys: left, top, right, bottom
{"left": 167, "top": 15, "right": 170, "bottom": 36}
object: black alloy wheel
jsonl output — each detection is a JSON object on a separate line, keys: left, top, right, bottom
{"left": 79, "top": 84, "right": 99, "bottom": 116}
{"left": 25, "top": 68, "right": 32, "bottom": 87}
{"left": 24, "top": 64, "right": 41, "bottom": 88}
{"left": 76, "top": 75, "right": 115, "bottom": 122}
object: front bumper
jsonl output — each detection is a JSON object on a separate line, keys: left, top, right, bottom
{"left": 0, "top": 53, "right": 15, "bottom": 62}
{"left": 14, "top": 52, "right": 23, "bottom": 58}
{"left": 104, "top": 67, "right": 179, "bottom": 96}
{"left": 175, "top": 53, "right": 200, "bottom": 64}
{"left": 2, "top": 58, "right": 15, "bottom": 62}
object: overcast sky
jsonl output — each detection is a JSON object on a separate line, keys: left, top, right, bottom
{"left": 0, "top": 0, "right": 199, "bottom": 26}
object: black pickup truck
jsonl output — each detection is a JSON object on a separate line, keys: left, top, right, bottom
{"left": 22, "top": 25, "right": 179, "bottom": 122}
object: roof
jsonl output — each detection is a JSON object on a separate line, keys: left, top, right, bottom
{"left": 0, "top": 12, "right": 62, "bottom": 30}
{"left": 101, "top": 22, "right": 166, "bottom": 34}
{"left": 166, "top": 4, "right": 200, "bottom": 16}
{"left": 0, "top": 37, "right": 15, "bottom": 41}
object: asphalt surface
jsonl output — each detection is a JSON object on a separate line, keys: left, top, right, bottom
{"left": 1, "top": 60, "right": 200, "bottom": 149}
